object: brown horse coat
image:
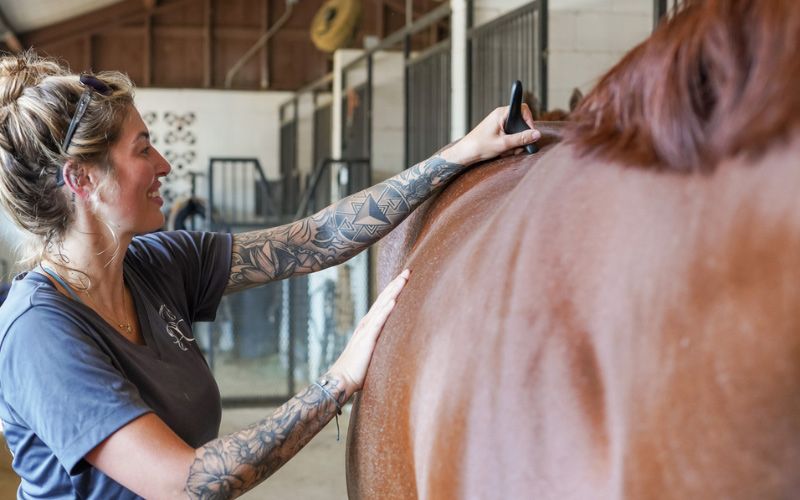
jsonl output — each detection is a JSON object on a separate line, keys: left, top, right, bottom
{"left": 348, "top": 1, "right": 800, "bottom": 498}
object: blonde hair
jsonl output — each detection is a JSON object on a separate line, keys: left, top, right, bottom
{"left": 0, "top": 50, "right": 135, "bottom": 268}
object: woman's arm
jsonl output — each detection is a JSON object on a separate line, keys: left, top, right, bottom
{"left": 87, "top": 375, "right": 348, "bottom": 500}
{"left": 226, "top": 105, "right": 539, "bottom": 293}
{"left": 185, "top": 373, "right": 347, "bottom": 498}
{"left": 227, "top": 155, "right": 459, "bottom": 293}
{"left": 86, "top": 270, "right": 409, "bottom": 499}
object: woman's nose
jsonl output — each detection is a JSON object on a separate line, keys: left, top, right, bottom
{"left": 154, "top": 149, "right": 171, "bottom": 177}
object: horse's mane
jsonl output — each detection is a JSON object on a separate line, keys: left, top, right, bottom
{"left": 567, "top": 0, "right": 800, "bottom": 171}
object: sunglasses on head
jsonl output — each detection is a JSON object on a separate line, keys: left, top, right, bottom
{"left": 57, "top": 74, "right": 113, "bottom": 186}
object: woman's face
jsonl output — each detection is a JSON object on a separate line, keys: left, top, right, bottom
{"left": 100, "top": 106, "right": 171, "bottom": 236}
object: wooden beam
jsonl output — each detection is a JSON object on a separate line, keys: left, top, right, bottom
{"left": 83, "top": 35, "right": 93, "bottom": 70}
{"left": 261, "top": 0, "right": 269, "bottom": 89}
{"left": 143, "top": 11, "right": 152, "bottom": 85}
{"left": 203, "top": 0, "right": 212, "bottom": 88}
{"left": 22, "top": 0, "right": 200, "bottom": 47}
{"left": 383, "top": 0, "right": 423, "bottom": 19}
{"left": 377, "top": 0, "right": 386, "bottom": 38}
{"left": 144, "top": 0, "right": 158, "bottom": 9}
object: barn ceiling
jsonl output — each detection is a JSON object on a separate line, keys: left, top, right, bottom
{"left": 0, "top": 0, "right": 446, "bottom": 91}
{"left": 0, "top": 0, "right": 125, "bottom": 32}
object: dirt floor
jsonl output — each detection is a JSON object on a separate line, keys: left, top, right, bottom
{"left": 0, "top": 407, "right": 350, "bottom": 499}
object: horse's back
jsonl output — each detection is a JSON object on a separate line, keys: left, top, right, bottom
{"left": 347, "top": 134, "right": 800, "bottom": 499}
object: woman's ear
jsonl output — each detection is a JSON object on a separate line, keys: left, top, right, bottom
{"left": 62, "top": 161, "right": 93, "bottom": 199}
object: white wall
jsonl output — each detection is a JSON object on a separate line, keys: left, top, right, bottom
{"left": 548, "top": 0, "right": 653, "bottom": 109}
{"left": 371, "top": 51, "right": 406, "bottom": 180}
{"left": 135, "top": 88, "right": 291, "bottom": 203}
{"left": 474, "top": 0, "right": 531, "bottom": 25}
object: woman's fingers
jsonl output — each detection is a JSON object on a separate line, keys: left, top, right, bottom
{"left": 521, "top": 103, "right": 536, "bottom": 130}
{"left": 359, "top": 270, "right": 409, "bottom": 333}
{"left": 328, "top": 269, "right": 411, "bottom": 392}
{"left": 505, "top": 128, "right": 540, "bottom": 149}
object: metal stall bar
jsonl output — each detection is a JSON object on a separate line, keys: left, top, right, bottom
{"left": 654, "top": 0, "right": 668, "bottom": 26}
{"left": 398, "top": 4, "right": 453, "bottom": 167}
{"left": 278, "top": 100, "right": 300, "bottom": 215}
{"left": 205, "top": 156, "right": 293, "bottom": 408}
{"left": 654, "top": 0, "right": 687, "bottom": 28}
{"left": 311, "top": 95, "right": 333, "bottom": 214}
{"left": 406, "top": 40, "right": 452, "bottom": 166}
{"left": 469, "top": 0, "right": 548, "bottom": 126}
{"left": 339, "top": 2, "right": 451, "bottom": 165}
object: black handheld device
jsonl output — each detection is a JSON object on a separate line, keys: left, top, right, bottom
{"left": 502, "top": 80, "right": 538, "bottom": 154}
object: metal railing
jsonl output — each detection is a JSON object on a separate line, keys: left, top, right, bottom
{"left": 311, "top": 101, "right": 333, "bottom": 211}
{"left": 406, "top": 39, "right": 451, "bottom": 165}
{"left": 469, "top": 0, "right": 548, "bottom": 126}
{"left": 206, "top": 157, "right": 283, "bottom": 231}
{"left": 202, "top": 157, "right": 290, "bottom": 407}
{"left": 341, "top": 83, "right": 371, "bottom": 162}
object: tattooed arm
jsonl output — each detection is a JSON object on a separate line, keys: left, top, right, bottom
{"left": 185, "top": 374, "right": 347, "bottom": 499}
{"left": 226, "top": 105, "right": 541, "bottom": 293}
{"left": 227, "top": 155, "right": 462, "bottom": 292}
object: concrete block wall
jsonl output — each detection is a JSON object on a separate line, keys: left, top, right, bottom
{"left": 548, "top": 0, "right": 653, "bottom": 109}
{"left": 370, "top": 51, "right": 406, "bottom": 180}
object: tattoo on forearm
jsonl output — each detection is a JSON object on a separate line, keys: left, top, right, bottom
{"left": 185, "top": 377, "right": 347, "bottom": 499}
{"left": 226, "top": 156, "right": 463, "bottom": 291}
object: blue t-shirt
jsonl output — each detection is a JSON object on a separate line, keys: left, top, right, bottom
{"left": 0, "top": 230, "right": 232, "bottom": 499}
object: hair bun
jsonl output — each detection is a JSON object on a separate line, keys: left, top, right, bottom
{"left": 0, "top": 52, "right": 66, "bottom": 107}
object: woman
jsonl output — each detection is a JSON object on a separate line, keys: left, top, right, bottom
{"left": 0, "top": 51, "right": 539, "bottom": 498}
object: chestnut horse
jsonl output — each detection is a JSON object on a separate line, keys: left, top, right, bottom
{"left": 346, "top": 1, "right": 800, "bottom": 498}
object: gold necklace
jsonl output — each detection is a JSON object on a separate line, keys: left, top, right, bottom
{"left": 84, "top": 281, "right": 135, "bottom": 336}
{"left": 41, "top": 262, "right": 135, "bottom": 335}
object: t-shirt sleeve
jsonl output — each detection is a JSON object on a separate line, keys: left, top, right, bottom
{"left": 0, "top": 309, "right": 151, "bottom": 475}
{"left": 130, "top": 230, "right": 232, "bottom": 322}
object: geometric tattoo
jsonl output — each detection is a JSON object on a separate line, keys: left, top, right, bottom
{"left": 225, "top": 155, "right": 463, "bottom": 293}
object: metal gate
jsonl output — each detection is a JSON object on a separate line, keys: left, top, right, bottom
{"left": 469, "top": 0, "right": 548, "bottom": 126}
{"left": 406, "top": 40, "right": 451, "bottom": 166}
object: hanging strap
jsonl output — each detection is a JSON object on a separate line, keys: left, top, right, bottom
{"left": 40, "top": 265, "right": 84, "bottom": 303}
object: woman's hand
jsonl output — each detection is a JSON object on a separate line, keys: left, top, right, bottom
{"left": 440, "top": 103, "right": 540, "bottom": 166}
{"left": 327, "top": 269, "right": 410, "bottom": 395}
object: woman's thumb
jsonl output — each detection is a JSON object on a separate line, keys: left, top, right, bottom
{"left": 517, "top": 128, "right": 541, "bottom": 146}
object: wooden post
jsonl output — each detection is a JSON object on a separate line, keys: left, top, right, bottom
{"left": 261, "top": 0, "right": 269, "bottom": 89}
{"left": 143, "top": 13, "right": 152, "bottom": 86}
{"left": 83, "top": 34, "right": 93, "bottom": 70}
{"left": 204, "top": 0, "right": 213, "bottom": 87}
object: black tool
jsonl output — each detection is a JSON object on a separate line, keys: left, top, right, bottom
{"left": 503, "top": 80, "right": 538, "bottom": 154}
